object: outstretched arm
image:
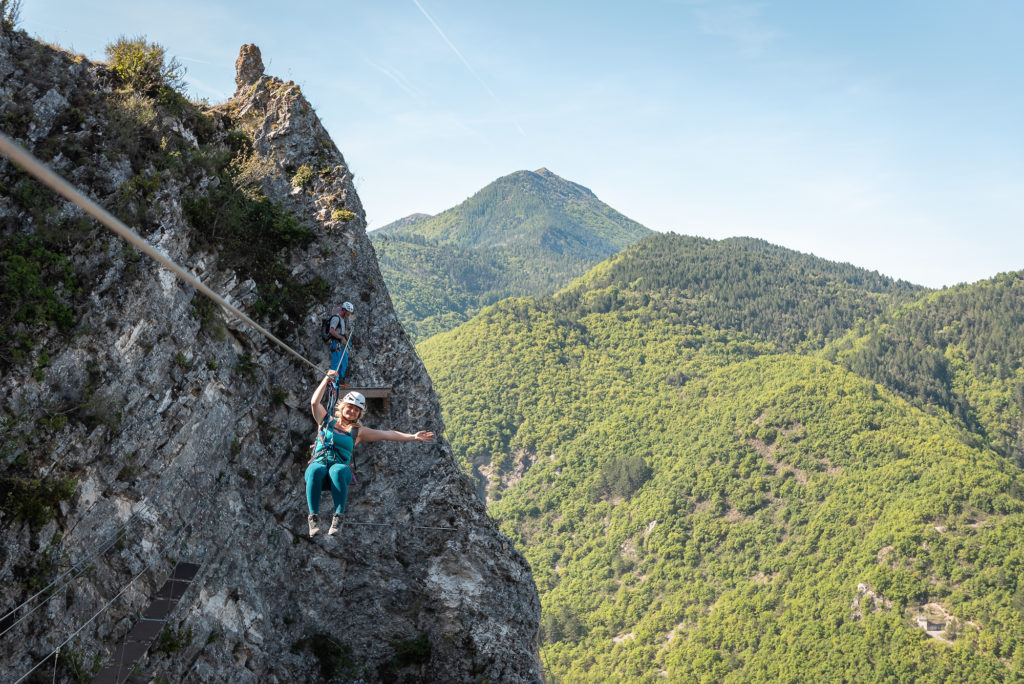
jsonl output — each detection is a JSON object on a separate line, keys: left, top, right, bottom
{"left": 356, "top": 427, "right": 435, "bottom": 445}
{"left": 310, "top": 370, "right": 338, "bottom": 424}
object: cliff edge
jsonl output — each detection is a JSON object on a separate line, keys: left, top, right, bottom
{"left": 0, "top": 32, "right": 541, "bottom": 683}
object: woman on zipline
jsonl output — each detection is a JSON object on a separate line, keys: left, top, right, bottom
{"left": 306, "top": 369, "right": 434, "bottom": 537}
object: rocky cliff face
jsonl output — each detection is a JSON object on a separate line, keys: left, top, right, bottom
{"left": 0, "top": 31, "right": 541, "bottom": 683}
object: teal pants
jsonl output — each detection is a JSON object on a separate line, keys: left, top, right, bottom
{"left": 304, "top": 461, "right": 352, "bottom": 515}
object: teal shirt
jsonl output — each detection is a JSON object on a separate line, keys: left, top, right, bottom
{"left": 314, "top": 418, "right": 355, "bottom": 465}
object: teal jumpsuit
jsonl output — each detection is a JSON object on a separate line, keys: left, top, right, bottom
{"left": 305, "top": 418, "right": 355, "bottom": 515}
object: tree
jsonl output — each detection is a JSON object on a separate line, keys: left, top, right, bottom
{"left": 104, "top": 35, "right": 185, "bottom": 94}
{"left": 594, "top": 452, "right": 651, "bottom": 500}
{"left": 0, "top": 0, "right": 21, "bottom": 32}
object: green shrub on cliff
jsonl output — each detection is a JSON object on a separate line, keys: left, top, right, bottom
{"left": 0, "top": 232, "right": 76, "bottom": 368}
{"left": 1, "top": 475, "right": 76, "bottom": 529}
{"left": 0, "top": 0, "right": 22, "bottom": 32}
{"left": 291, "top": 164, "right": 314, "bottom": 188}
{"left": 104, "top": 35, "right": 185, "bottom": 95}
{"left": 184, "top": 141, "right": 323, "bottom": 329}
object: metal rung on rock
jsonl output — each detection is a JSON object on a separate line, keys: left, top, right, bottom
{"left": 92, "top": 561, "right": 201, "bottom": 684}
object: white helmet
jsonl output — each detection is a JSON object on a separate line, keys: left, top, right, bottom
{"left": 341, "top": 301, "right": 354, "bottom": 312}
{"left": 341, "top": 391, "right": 366, "bottom": 411}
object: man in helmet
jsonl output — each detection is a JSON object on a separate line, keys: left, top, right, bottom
{"left": 328, "top": 301, "right": 354, "bottom": 383}
{"left": 306, "top": 370, "right": 435, "bottom": 537}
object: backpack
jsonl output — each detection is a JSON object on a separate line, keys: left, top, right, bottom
{"left": 320, "top": 316, "right": 333, "bottom": 343}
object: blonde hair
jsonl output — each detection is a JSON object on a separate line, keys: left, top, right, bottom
{"left": 333, "top": 401, "right": 363, "bottom": 428}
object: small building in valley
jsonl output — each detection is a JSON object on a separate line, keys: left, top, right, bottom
{"left": 916, "top": 615, "right": 946, "bottom": 632}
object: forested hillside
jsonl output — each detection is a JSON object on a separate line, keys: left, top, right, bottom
{"left": 561, "top": 233, "right": 925, "bottom": 350}
{"left": 418, "top": 234, "right": 1024, "bottom": 681}
{"left": 829, "top": 271, "right": 1024, "bottom": 467}
{"left": 370, "top": 168, "right": 651, "bottom": 341}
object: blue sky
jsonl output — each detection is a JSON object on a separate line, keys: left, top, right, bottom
{"left": 20, "top": 1, "right": 1024, "bottom": 288}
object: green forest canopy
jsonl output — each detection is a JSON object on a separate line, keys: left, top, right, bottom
{"left": 418, "top": 234, "right": 1024, "bottom": 681}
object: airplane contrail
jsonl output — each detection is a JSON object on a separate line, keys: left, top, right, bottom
{"left": 366, "top": 57, "right": 424, "bottom": 101}
{"left": 411, "top": 0, "right": 526, "bottom": 136}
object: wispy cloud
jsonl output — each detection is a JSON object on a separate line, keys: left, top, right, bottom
{"left": 179, "top": 55, "right": 218, "bottom": 67}
{"left": 411, "top": 0, "right": 526, "bottom": 136}
{"left": 365, "top": 57, "right": 424, "bottom": 102}
{"left": 694, "top": 3, "right": 780, "bottom": 55}
{"left": 184, "top": 75, "right": 231, "bottom": 101}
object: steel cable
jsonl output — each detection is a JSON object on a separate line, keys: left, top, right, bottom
{"left": 0, "top": 131, "right": 326, "bottom": 374}
{"left": 11, "top": 471, "right": 228, "bottom": 684}
{"left": 0, "top": 467, "right": 189, "bottom": 639}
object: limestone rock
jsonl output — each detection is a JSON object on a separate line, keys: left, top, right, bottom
{"left": 0, "top": 33, "right": 541, "bottom": 683}
{"left": 234, "top": 43, "right": 265, "bottom": 95}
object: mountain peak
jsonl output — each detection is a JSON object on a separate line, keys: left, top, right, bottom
{"left": 369, "top": 169, "right": 652, "bottom": 339}
{"left": 377, "top": 169, "right": 646, "bottom": 251}
{"left": 371, "top": 212, "right": 433, "bottom": 235}
{"left": 493, "top": 167, "right": 597, "bottom": 199}
{"left": 234, "top": 43, "right": 264, "bottom": 95}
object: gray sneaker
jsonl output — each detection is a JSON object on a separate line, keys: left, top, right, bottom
{"left": 328, "top": 514, "right": 343, "bottom": 536}
{"left": 307, "top": 514, "right": 321, "bottom": 538}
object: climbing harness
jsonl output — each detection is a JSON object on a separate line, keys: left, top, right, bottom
{"left": 309, "top": 377, "right": 342, "bottom": 460}
{"left": 312, "top": 418, "right": 358, "bottom": 466}
{"left": 0, "top": 131, "right": 446, "bottom": 681}
{"left": 308, "top": 377, "right": 360, "bottom": 484}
